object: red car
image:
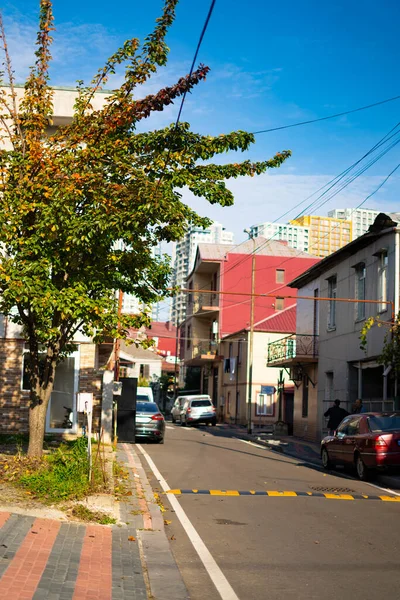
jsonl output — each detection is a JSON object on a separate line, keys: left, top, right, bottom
{"left": 321, "top": 412, "right": 400, "bottom": 480}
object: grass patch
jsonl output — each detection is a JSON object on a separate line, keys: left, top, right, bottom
{"left": 70, "top": 504, "right": 116, "bottom": 525}
{"left": 18, "top": 437, "right": 106, "bottom": 503}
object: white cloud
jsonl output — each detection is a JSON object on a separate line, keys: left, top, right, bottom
{"left": 178, "top": 173, "right": 400, "bottom": 242}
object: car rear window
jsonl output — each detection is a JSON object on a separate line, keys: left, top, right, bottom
{"left": 368, "top": 415, "right": 400, "bottom": 432}
{"left": 136, "top": 402, "right": 159, "bottom": 412}
{"left": 137, "top": 395, "right": 151, "bottom": 401}
{"left": 191, "top": 400, "right": 212, "bottom": 407}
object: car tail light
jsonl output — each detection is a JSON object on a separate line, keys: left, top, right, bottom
{"left": 373, "top": 436, "right": 388, "bottom": 450}
{"left": 211, "top": 406, "right": 216, "bottom": 412}
{"left": 187, "top": 407, "right": 191, "bottom": 413}
{"left": 151, "top": 413, "right": 164, "bottom": 421}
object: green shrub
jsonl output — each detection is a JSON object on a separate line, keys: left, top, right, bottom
{"left": 19, "top": 437, "right": 90, "bottom": 502}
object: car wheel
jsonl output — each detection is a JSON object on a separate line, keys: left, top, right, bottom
{"left": 321, "top": 447, "right": 331, "bottom": 470}
{"left": 355, "top": 454, "right": 370, "bottom": 481}
{"left": 211, "top": 419, "right": 217, "bottom": 426}
{"left": 158, "top": 437, "right": 164, "bottom": 444}
{"left": 172, "top": 416, "right": 176, "bottom": 424}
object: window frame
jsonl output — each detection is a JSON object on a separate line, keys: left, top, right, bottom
{"left": 327, "top": 276, "right": 337, "bottom": 330}
{"left": 276, "top": 269, "right": 285, "bottom": 284}
{"left": 378, "top": 250, "right": 388, "bottom": 313}
{"left": 275, "top": 297, "right": 284, "bottom": 311}
{"left": 256, "top": 392, "right": 275, "bottom": 416}
{"left": 354, "top": 263, "right": 366, "bottom": 321}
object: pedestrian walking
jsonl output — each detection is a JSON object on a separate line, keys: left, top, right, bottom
{"left": 352, "top": 398, "right": 366, "bottom": 414}
{"left": 324, "top": 399, "right": 349, "bottom": 436}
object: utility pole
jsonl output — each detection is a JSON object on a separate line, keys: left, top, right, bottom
{"left": 244, "top": 229, "right": 256, "bottom": 434}
{"left": 113, "top": 290, "right": 124, "bottom": 442}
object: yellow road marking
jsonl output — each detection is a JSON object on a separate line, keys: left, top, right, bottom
{"left": 379, "top": 495, "right": 400, "bottom": 502}
{"left": 267, "top": 491, "right": 297, "bottom": 497}
{"left": 210, "top": 490, "right": 240, "bottom": 496}
{"left": 323, "top": 493, "right": 354, "bottom": 500}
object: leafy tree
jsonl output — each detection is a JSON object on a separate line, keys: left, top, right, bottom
{"left": 360, "top": 314, "right": 400, "bottom": 374}
{"left": 0, "top": 0, "right": 291, "bottom": 456}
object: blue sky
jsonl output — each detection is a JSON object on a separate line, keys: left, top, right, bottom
{"left": 3, "top": 0, "right": 399, "bottom": 239}
{"left": 2, "top": 0, "right": 400, "bottom": 320}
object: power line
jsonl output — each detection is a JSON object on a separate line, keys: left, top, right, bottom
{"left": 174, "top": 0, "right": 216, "bottom": 126}
{"left": 252, "top": 94, "right": 400, "bottom": 135}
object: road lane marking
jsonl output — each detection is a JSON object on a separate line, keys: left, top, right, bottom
{"left": 164, "top": 489, "right": 400, "bottom": 502}
{"left": 166, "top": 425, "right": 175, "bottom": 430}
{"left": 136, "top": 444, "right": 240, "bottom": 600}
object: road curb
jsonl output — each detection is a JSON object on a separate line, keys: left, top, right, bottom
{"left": 123, "top": 444, "right": 190, "bottom": 600}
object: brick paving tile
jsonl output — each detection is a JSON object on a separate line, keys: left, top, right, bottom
{"left": 0, "top": 518, "right": 60, "bottom": 599}
{"left": 0, "top": 512, "right": 10, "bottom": 529}
{"left": 32, "top": 522, "right": 86, "bottom": 600}
{"left": 72, "top": 525, "right": 112, "bottom": 600}
{"left": 112, "top": 527, "right": 147, "bottom": 600}
{"left": 0, "top": 514, "right": 36, "bottom": 579}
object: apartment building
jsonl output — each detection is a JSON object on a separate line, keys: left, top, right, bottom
{"left": 328, "top": 208, "right": 380, "bottom": 240}
{"left": 250, "top": 221, "right": 310, "bottom": 252}
{"left": 290, "top": 214, "right": 352, "bottom": 258}
{"left": 170, "top": 222, "right": 234, "bottom": 326}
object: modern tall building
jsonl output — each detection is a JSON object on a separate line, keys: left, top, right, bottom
{"left": 250, "top": 221, "right": 310, "bottom": 252}
{"left": 290, "top": 215, "right": 352, "bottom": 258}
{"left": 328, "top": 208, "right": 380, "bottom": 240}
{"left": 170, "top": 222, "right": 234, "bottom": 326}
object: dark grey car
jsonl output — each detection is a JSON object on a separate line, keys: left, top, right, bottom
{"left": 135, "top": 401, "right": 165, "bottom": 443}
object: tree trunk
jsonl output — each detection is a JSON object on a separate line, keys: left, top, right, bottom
{"left": 27, "top": 383, "right": 53, "bottom": 458}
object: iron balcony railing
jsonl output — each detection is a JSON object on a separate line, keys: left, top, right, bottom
{"left": 192, "top": 292, "right": 219, "bottom": 314}
{"left": 192, "top": 340, "right": 218, "bottom": 359}
{"left": 267, "top": 334, "right": 319, "bottom": 365}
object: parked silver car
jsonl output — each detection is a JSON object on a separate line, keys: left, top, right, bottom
{"left": 171, "top": 396, "right": 187, "bottom": 424}
{"left": 180, "top": 396, "right": 217, "bottom": 427}
{"left": 135, "top": 401, "right": 165, "bottom": 443}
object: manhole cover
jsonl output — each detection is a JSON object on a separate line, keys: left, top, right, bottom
{"left": 309, "top": 485, "right": 356, "bottom": 494}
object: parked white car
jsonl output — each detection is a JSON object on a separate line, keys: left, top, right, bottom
{"left": 180, "top": 396, "right": 217, "bottom": 427}
{"left": 136, "top": 387, "right": 154, "bottom": 402}
{"left": 171, "top": 396, "right": 187, "bottom": 423}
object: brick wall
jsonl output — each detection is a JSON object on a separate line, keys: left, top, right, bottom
{"left": 0, "top": 340, "right": 104, "bottom": 435}
{"left": 0, "top": 339, "right": 29, "bottom": 433}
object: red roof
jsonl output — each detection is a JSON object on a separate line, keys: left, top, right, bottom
{"left": 254, "top": 304, "right": 296, "bottom": 333}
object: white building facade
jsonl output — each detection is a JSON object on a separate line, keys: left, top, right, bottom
{"left": 328, "top": 208, "right": 380, "bottom": 240}
{"left": 170, "top": 222, "right": 234, "bottom": 326}
{"left": 250, "top": 221, "right": 310, "bottom": 252}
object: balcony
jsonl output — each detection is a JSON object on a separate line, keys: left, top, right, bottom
{"left": 184, "top": 340, "right": 221, "bottom": 365}
{"left": 267, "top": 334, "right": 319, "bottom": 367}
{"left": 192, "top": 292, "right": 220, "bottom": 317}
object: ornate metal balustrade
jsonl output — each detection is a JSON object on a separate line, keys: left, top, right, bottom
{"left": 267, "top": 334, "right": 319, "bottom": 366}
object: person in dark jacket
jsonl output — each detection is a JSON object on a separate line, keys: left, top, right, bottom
{"left": 324, "top": 399, "right": 349, "bottom": 435}
{"left": 352, "top": 398, "right": 366, "bottom": 414}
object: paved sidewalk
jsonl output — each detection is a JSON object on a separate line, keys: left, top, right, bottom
{"left": 0, "top": 444, "right": 187, "bottom": 600}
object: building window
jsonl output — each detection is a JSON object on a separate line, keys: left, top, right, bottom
{"left": 187, "top": 325, "right": 191, "bottom": 349}
{"left": 275, "top": 297, "right": 284, "bottom": 311}
{"left": 355, "top": 263, "right": 366, "bottom": 321}
{"left": 327, "top": 276, "right": 337, "bottom": 329}
{"left": 256, "top": 392, "right": 274, "bottom": 416}
{"left": 276, "top": 269, "right": 285, "bottom": 284}
{"left": 302, "top": 374, "right": 309, "bottom": 418}
{"left": 188, "top": 280, "right": 193, "bottom": 305}
{"left": 229, "top": 342, "right": 233, "bottom": 358}
{"left": 378, "top": 251, "right": 388, "bottom": 312}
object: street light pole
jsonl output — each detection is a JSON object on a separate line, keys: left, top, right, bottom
{"left": 245, "top": 230, "right": 256, "bottom": 434}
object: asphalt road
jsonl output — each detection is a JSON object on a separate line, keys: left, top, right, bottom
{"left": 137, "top": 424, "right": 400, "bottom": 600}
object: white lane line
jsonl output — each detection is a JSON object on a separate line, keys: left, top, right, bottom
{"left": 237, "top": 439, "right": 400, "bottom": 497}
{"left": 136, "top": 444, "right": 240, "bottom": 600}
{"left": 165, "top": 425, "right": 175, "bottom": 430}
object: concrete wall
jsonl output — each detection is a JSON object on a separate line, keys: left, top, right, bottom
{"left": 293, "top": 364, "right": 319, "bottom": 441}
